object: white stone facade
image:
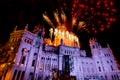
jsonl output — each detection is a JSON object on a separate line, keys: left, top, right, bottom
{"left": 4, "top": 28, "right": 120, "bottom": 80}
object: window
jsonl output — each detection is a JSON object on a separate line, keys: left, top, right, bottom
{"left": 111, "top": 60, "right": 113, "bottom": 63}
{"left": 22, "top": 48, "right": 24, "bottom": 52}
{"left": 12, "top": 69, "right": 17, "bottom": 80}
{"left": 11, "top": 38, "right": 13, "bottom": 42}
{"left": 98, "top": 67, "right": 101, "bottom": 72}
{"left": 105, "top": 75, "right": 107, "bottom": 80}
{"left": 34, "top": 53, "right": 37, "bottom": 56}
{"left": 96, "top": 45, "right": 98, "bottom": 48}
{"left": 112, "top": 75, "right": 114, "bottom": 80}
{"left": 20, "top": 71, "right": 25, "bottom": 80}
{"left": 116, "top": 75, "right": 119, "bottom": 80}
{"left": 32, "top": 60, "right": 36, "bottom": 67}
{"left": 22, "top": 48, "right": 27, "bottom": 53}
{"left": 65, "top": 50, "right": 66, "bottom": 53}
{"left": 29, "top": 72, "right": 34, "bottom": 80}
{"left": 97, "top": 61, "right": 99, "bottom": 63}
{"left": 114, "top": 75, "right": 117, "bottom": 80}
{"left": 24, "top": 38, "right": 27, "bottom": 42}
{"left": 111, "top": 65, "right": 114, "bottom": 71}
{"left": 16, "top": 70, "right": 21, "bottom": 80}
{"left": 21, "top": 56, "right": 26, "bottom": 64}
{"left": 40, "top": 64, "right": 44, "bottom": 70}
{"left": 28, "top": 50, "right": 30, "bottom": 53}
{"left": 24, "top": 37, "right": 33, "bottom": 45}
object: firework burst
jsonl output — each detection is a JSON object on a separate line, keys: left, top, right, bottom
{"left": 71, "top": 0, "right": 117, "bottom": 33}
{"left": 43, "top": 0, "right": 117, "bottom": 34}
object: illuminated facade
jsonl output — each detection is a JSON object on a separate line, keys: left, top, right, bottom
{"left": 3, "top": 25, "right": 120, "bottom": 80}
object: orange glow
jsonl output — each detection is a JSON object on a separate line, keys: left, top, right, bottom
{"left": 44, "top": 27, "right": 80, "bottom": 48}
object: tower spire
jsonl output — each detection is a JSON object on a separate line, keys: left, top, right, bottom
{"left": 106, "top": 43, "right": 111, "bottom": 49}
{"left": 13, "top": 25, "right": 18, "bottom": 31}
{"left": 24, "top": 24, "right": 28, "bottom": 31}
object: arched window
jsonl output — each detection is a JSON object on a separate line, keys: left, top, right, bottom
{"left": 24, "top": 38, "right": 27, "bottom": 42}
{"left": 29, "top": 72, "right": 34, "bottom": 80}
{"left": 22, "top": 48, "right": 27, "bottom": 53}
{"left": 20, "top": 71, "right": 25, "bottom": 80}
{"left": 111, "top": 65, "right": 114, "bottom": 71}
{"left": 16, "top": 70, "right": 21, "bottom": 80}
{"left": 34, "top": 53, "right": 37, "bottom": 56}
{"left": 41, "top": 57, "right": 43, "bottom": 60}
{"left": 98, "top": 67, "right": 101, "bottom": 72}
{"left": 93, "top": 45, "right": 95, "bottom": 48}
{"left": 21, "top": 56, "right": 26, "bottom": 64}
{"left": 32, "top": 60, "right": 36, "bottom": 67}
{"left": 11, "top": 38, "right": 13, "bottom": 42}
{"left": 12, "top": 69, "right": 18, "bottom": 80}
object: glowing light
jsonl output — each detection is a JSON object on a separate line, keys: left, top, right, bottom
{"left": 61, "top": 10, "right": 66, "bottom": 23}
{"left": 72, "top": 17, "right": 77, "bottom": 27}
{"left": 70, "top": 0, "right": 117, "bottom": 33}
{"left": 54, "top": 11, "right": 61, "bottom": 26}
{"left": 43, "top": 0, "right": 117, "bottom": 46}
{"left": 78, "top": 21, "right": 86, "bottom": 29}
{"left": 47, "top": 28, "right": 80, "bottom": 48}
{"left": 10, "top": 47, "right": 14, "bottom": 51}
{"left": 43, "top": 13, "right": 55, "bottom": 28}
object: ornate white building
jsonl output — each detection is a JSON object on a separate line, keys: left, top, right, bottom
{"left": 4, "top": 25, "right": 120, "bottom": 80}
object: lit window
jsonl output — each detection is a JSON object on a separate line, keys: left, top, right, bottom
{"left": 22, "top": 48, "right": 27, "bottom": 53}
{"left": 40, "top": 64, "right": 44, "bottom": 70}
{"left": 11, "top": 38, "right": 13, "bottom": 42}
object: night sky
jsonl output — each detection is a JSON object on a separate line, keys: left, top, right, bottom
{"left": 0, "top": 0, "right": 120, "bottom": 63}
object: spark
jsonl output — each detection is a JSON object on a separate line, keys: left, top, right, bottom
{"left": 54, "top": 10, "right": 61, "bottom": 26}
{"left": 43, "top": 12, "right": 55, "bottom": 28}
{"left": 43, "top": 0, "right": 117, "bottom": 34}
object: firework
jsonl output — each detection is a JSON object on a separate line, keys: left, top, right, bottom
{"left": 43, "top": 9, "right": 80, "bottom": 47}
{"left": 54, "top": 10, "right": 61, "bottom": 26}
{"left": 43, "top": 0, "right": 117, "bottom": 34}
{"left": 43, "top": 12, "right": 55, "bottom": 28}
{"left": 70, "top": 0, "right": 117, "bottom": 33}
{"left": 57, "top": 0, "right": 117, "bottom": 33}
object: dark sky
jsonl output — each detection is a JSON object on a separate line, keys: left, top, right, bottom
{"left": 0, "top": 0, "right": 120, "bottom": 63}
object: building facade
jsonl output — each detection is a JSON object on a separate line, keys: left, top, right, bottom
{"left": 3, "top": 25, "right": 120, "bottom": 80}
